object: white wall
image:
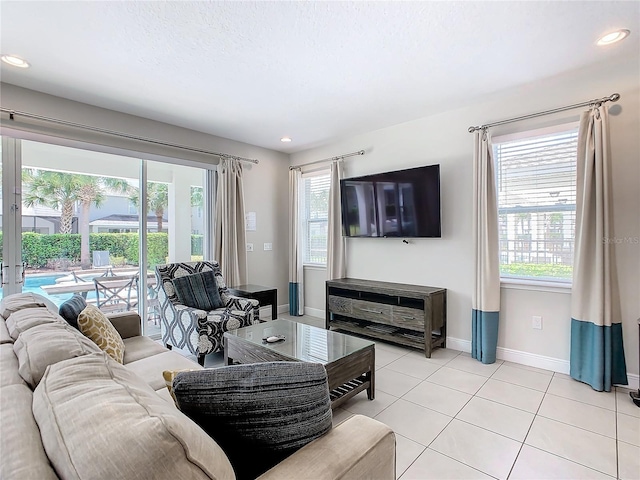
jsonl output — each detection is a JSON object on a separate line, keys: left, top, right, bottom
{"left": 290, "top": 54, "right": 640, "bottom": 383}
{"left": 0, "top": 83, "right": 291, "bottom": 310}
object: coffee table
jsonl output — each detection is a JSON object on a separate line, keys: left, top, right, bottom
{"left": 223, "top": 319, "right": 375, "bottom": 408}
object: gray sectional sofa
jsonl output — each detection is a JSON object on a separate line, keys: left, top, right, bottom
{"left": 0, "top": 292, "right": 396, "bottom": 480}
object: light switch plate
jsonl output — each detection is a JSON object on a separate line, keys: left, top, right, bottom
{"left": 246, "top": 243, "right": 254, "bottom": 252}
{"left": 264, "top": 243, "right": 272, "bottom": 251}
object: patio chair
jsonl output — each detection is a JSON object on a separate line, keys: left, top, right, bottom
{"left": 92, "top": 250, "right": 112, "bottom": 268}
{"left": 94, "top": 274, "right": 139, "bottom": 314}
{"left": 155, "top": 261, "right": 261, "bottom": 365}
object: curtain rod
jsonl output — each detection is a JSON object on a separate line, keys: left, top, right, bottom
{"left": 467, "top": 93, "right": 620, "bottom": 133}
{"left": 0, "top": 107, "right": 259, "bottom": 164}
{"left": 289, "top": 149, "right": 365, "bottom": 170}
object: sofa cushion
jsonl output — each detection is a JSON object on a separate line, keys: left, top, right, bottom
{"left": 0, "top": 292, "right": 58, "bottom": 319}
{"left": 78, "top": 304, "right": 125, "bottom": 363}
{"left": 0, "top": 384, "right": 58, "bottom": 480}
{"left": 6, "top": 307, "right": 66, "bottom": 340}
{"left": 173, "top": 362, "right": 332, "bottom": 480}
{"left": 58, "top": 294, "right": 87, "bottom": 330}
{"left": 1, "top": 343, "right": 26, "bottom": 388}
{"left": 0, "top": 320, "right": 12, "bottom": 344}
{"left": 33, "top": 352, "right": 235, "bottom": 480}
{"left": 13, "top": 322, "right": 101, "bottom": 388}
{"left": 122, "top": 335, "right": 168, "bottom": 364}
{"left": 172, "top": 270, "right": 224, "bottom": 311}
{"left": 126, "top": 350, "right": 203, "bottom": 390}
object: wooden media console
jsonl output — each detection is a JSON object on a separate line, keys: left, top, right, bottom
{"left": 326, "top": 278, "right": 447, "bottom": 358}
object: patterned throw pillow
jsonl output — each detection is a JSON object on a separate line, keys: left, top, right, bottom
{"left": 172, "top": 362, "right": 332, "bottom": 480}
{"left": 77, "top": 305, "right": 125, "bottom": 364}
{"left": 58, "top": 294, "right": 87, "bottom": 330}
{"left": 171, "top": 271, "right": 223, "bottom": 311}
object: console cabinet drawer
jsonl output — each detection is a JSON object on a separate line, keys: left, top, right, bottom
{"left": 351, "top": 299, "right": 392, "bottom": 323}
{"left": 328, "top": 295, "right": 352, "bottom": 315}
{"left": 392, "top": 306, "right": 425, "bottom": 331}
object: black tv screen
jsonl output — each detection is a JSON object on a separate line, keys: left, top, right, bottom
{"left": 340, "top": 164, "right": 441, "bottom": 238}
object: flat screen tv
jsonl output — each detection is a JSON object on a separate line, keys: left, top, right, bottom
{"left": 340, "top": 164, "right": 441, "bottom": 238}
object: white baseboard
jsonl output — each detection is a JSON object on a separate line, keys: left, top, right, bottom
{"left": 304, "top": 306, "right": 325, "bottom": 319}
{"left": 446, "top": 336, "right": 639, "bottom": 390}
{"left": 277, "top": 304, "right": 324, "bottom": 319}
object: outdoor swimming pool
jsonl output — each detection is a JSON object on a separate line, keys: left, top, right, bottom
{"left": 0, "top": 273, "right": 76, "bottom": 306}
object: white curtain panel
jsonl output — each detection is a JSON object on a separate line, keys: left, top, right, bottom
{"left": 327, "top": 160, "right": 346, "bottom": 280}
{"left": 214, "top": 158, "right": 247, "bottom": 287}
{"left": 471, "top": 129, "right": 501, "bottom": 364}
{"left": 288, "top": 168, "right": 304, "bottom": 315}
{"left": 570, "top": 106, "right": 627, "bottom": 392}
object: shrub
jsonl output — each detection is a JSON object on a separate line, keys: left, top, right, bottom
{"left": 17, "top": 232, "right": 197, "bottom": 269}
{"left": 500, "top": 262, "right": 572, "bottom": 279}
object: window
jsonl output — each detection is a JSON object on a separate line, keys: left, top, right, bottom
{"left": 301, "top": 172, "right": 330, "bottom": 265}
{"left": 493, "top": 124, "right": 578, "bottom": 282}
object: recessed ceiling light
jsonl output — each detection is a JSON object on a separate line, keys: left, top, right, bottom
{"left": 280, "top": 137, "right": 292, "bottom": 143}
{"left": 597, "top": 29, "right": 630, "bottom": 46}
{"left": 1, "top": 54, "right": 30, "bottom": 68}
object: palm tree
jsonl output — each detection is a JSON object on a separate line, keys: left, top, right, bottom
{"left": 23, "top": 170, "right": 131, "bottom": 267}
{"left": 22, "top": 170, "right": 79, "bottom": 234}
{"left": 76, "top": 176, "right": 131, "bottom": 268}
{"left": 130, "top": 182, "right": 169, "bottom": 232}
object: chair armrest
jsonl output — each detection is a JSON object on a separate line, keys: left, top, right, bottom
{"left": 106, "top": 311, "right": 142, "bottom": 339}
{"left": 257, "top": 415, "right": 395, "bottom": 480}
{"left": 223, "top": 295, "right": 259, "bottom": 310}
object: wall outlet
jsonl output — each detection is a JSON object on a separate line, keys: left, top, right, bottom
{"left": 532, "top": 315, "right": 543, "bottom": 330}
{"left": 264, "top": 243, "right": 272, "bottom": 251}
{"left": 246, "top": 243, "right": 254, "bottom": 252}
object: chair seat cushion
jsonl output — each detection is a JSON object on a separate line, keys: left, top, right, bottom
{"left": 172, "top": 362, "right": 332, "bottom": 480}
{"left": 172, "top": 271, "right": 224, "bottom": 311}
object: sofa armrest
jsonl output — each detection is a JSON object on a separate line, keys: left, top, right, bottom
{"left": 106, "top": 311, "right": 142, "bottom": 339}
{"left": 257, "top": 415, "right": 395, "bottom": 480}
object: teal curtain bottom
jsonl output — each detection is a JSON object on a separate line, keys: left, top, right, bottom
{"left": 288, "top": 282, "right": 301, "bottom": 316}
{"left": 570, "top": 319, "right": 628, "bottom": 392}
{"left": 472, "top": 309, "right": 499, "bottom": 364}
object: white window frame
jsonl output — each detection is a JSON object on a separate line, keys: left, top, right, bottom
{"left": 492, "top": 121, "right": 579, "bottom": 288}
{"left": 301, "top": 170, "right": 331, "bottom": 267}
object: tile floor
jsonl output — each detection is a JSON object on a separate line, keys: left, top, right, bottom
{"left": 199, "top": 314, "right": 640, "bottom": 480}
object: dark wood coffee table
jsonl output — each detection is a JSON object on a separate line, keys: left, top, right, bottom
{"left": 223, "top": 319, "right": 375, "bottom": 408}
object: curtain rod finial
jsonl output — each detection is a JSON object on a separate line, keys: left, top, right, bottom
{"left": 468, "top": 126, "right": 477, "bottom": 133}
{"left": 610, "top": 93, "right": 620, "bottom": 102}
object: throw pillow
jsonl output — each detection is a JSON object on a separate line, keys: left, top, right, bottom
{"left": 77, "top": 305, "right": 125, "bottom": 364}
{"left": 171, "top": 271, "right": 223, "bottom": 311}
{"left": 58, "top": 294, "right": 87, "bottom": 330}
{"left": 172, "top": 362, "right": 332, "bottom": 480}
{"left": 162, "top": 369, "right": 200, "bottom": 405}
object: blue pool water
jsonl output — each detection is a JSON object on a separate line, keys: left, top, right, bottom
{"left": 0, "top": 274, "right": 84, "bottom": 307}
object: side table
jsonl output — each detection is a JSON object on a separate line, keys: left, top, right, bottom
{"left": 227, "top": 284, "right": 277, "bottom": 320}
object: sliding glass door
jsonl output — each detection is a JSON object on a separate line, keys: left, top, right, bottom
{"left": 1, "top": 135, "right": 214, "bottom": 339}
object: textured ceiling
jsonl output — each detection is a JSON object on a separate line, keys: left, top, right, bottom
{"left": 1, "top": 1, "right": 638, "bottom": 153}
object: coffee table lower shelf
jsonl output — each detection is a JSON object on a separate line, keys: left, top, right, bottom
{"left": 329, "top": 376, "right": 370, "bottom": 409}
{"left": 223, "top": 321, "right": 375, "bottom": 410}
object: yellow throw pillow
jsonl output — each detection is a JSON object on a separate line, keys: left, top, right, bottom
{"left": 163, "top": 369, "right": 199, "bottom": 406}
{"left": 77, "top": 305, "right": 125, "bottom": 364}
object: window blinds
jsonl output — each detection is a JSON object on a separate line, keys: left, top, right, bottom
{"left": 302, "top": 173, "right": 331, "bottom": 265}
{"left": 493, "top": 127, "right": 578, "bottom": 280}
